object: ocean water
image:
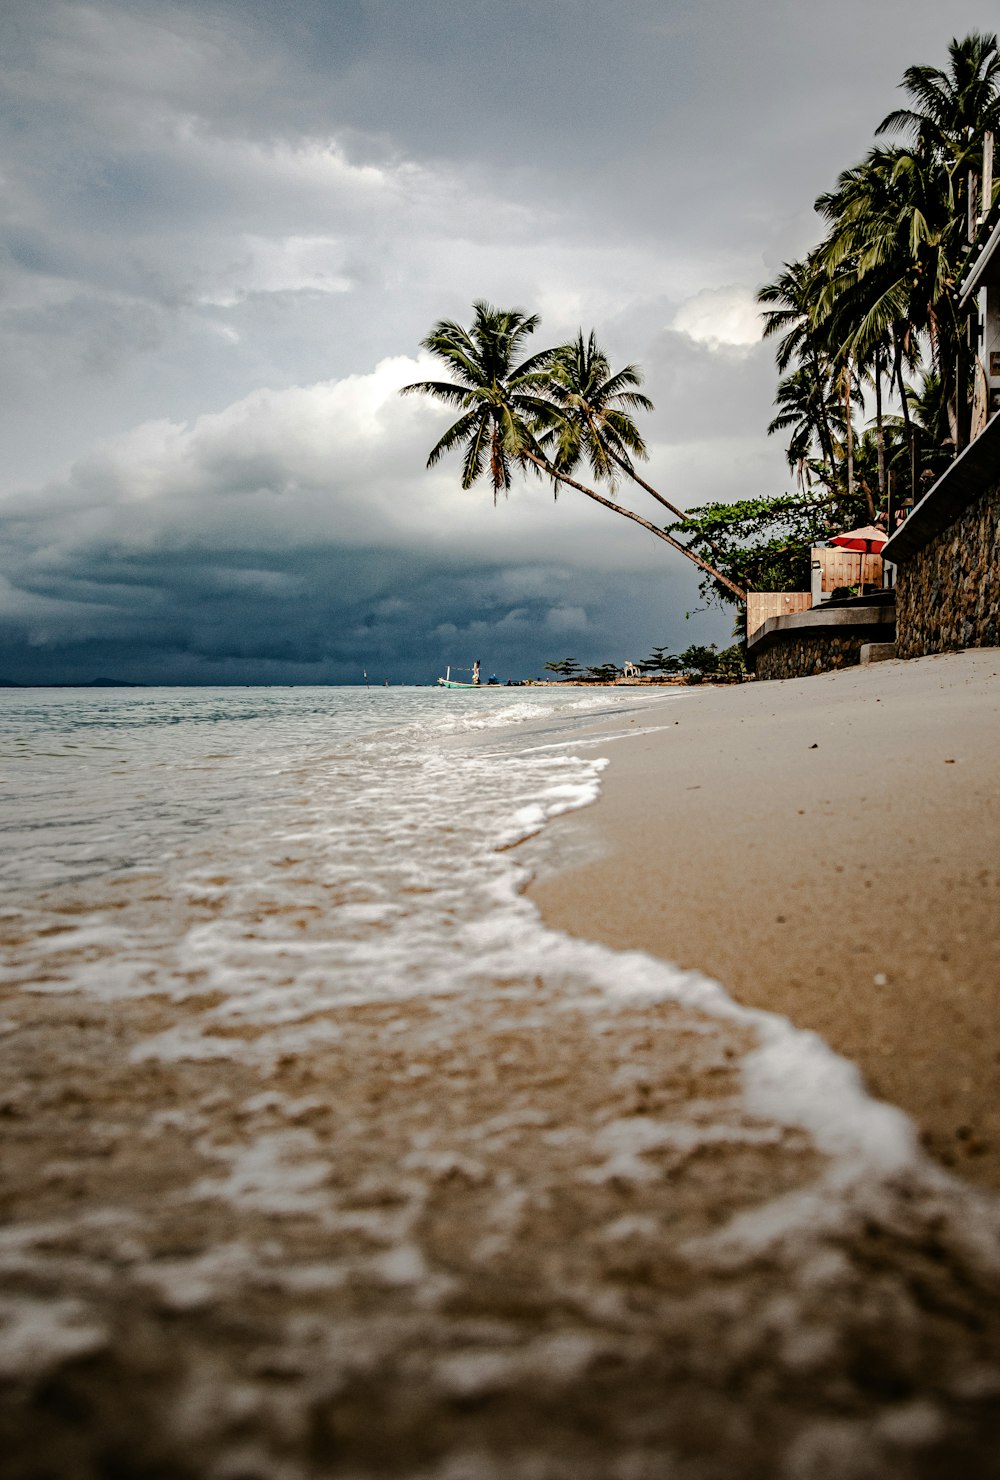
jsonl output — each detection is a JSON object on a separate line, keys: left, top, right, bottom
{"left": 2, "top": 684, "right": 1000, "bottom": 1476}
{"left": 1, "top": 684, "right": 647, "bottom": 1012}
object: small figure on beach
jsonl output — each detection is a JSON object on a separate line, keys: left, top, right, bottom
{"left": 472, "top": 660, "right": 481, "bottom": 685}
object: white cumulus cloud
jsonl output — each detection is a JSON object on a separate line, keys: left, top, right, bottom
{"left": 672, "top": 287, "right": 764, "bottom": 351}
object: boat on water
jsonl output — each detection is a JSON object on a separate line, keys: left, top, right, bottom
{"left": 436, "top": 665, "right": 483, "bottom": 689}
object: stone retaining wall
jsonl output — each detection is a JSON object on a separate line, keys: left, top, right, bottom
{"left": 752, "top": 631, "right": 876, "bottom": 681}
{"left": 894, "top": 476, "right": 1000, "bottom": 658}
{"left": 746, "top": 605, "right": 895, "bottom": 681}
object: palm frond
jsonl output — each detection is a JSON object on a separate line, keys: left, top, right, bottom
{"left": 426, "top": 410, "right": 482, "bottom": 470}
{"left": 461, "top": 415, "right": 490, "bottom": 493}
{"left": 399, "top": 380, "right": 473, "bottom": 406}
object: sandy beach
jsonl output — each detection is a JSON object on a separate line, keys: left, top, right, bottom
{"left": 528, "top": 649, "right": 1000, "bottom": 1190}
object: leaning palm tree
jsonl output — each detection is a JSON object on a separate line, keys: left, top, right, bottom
{"left": 400, "top": 303, "right": 745, "bottom": 600}
{"left": 543, "top": 331, "right": 736, "bottom": 575}
{"left": 545, "top": 331, "right": 652, "bottom": 486}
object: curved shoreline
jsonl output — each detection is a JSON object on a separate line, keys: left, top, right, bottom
{"left": 527, "top": 649, "right": 1000, "bottom": 1190}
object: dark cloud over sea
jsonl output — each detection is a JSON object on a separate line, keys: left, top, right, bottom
{"left": 0, "top": 0, "right": 990, "bottom": 682}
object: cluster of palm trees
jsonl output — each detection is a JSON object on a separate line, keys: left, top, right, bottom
{"left": 404, "top": 34, "right": 1000, "bottom": 616}
{"left": 759, "top": 31, "right": 1000, "bottom": 517}
{"left": 401, "top": 306, "right": 746, "bottom": 600}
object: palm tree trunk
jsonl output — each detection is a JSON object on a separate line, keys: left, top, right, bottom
{"left": 520, "top": 450, "right": 747, "bottom": 602}
{"left": 589, "top": 428, "right": 733, "bottom": 567}
{"left": 843, "top": 360, "right": 854, "bottom": 502}
{"left": 875, "top": 355, "right": 886, "bottom": 509}
{"left": 953, "top": 303, "right": 973, "bottom": 455}
{"left": 892, "top": 332, "right": 917, "bottom": 505}
{"left": 810, "top": 344, "right": 837, "bottom": 476}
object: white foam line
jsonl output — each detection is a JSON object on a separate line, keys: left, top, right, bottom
{"left": 494, "top": 722, "right": 679, "bottom": 756}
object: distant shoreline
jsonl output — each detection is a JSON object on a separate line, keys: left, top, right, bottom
{"left": 0, "top": 676, "right": 708, "bottom": 690}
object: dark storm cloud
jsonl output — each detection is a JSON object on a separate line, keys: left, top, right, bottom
{"left": 0, "top": 358, "right": 722, "bottom": 683}
{"left": 0, "top": 523, "right": 712, "bottom": 687}
{"left": 0, "top": 0, "right": 992, "bottom": 679}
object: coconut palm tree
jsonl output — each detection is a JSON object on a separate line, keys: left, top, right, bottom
{"left": 814, "top": 160, "right": 907, "bottom": 506}
{"left": 814, "top": 142, "right": 963, "bottom": 485}
{"left": 401, "top": 304, "right": 746, "bottom": 600}
{"left": 745, "top": 34, "right": 1000, "bottom": 591}
{"left": 399, "top": 301, "right": 557, "bottom": 501}
{"left": 899, "top": 370, "right": 955, "bottom": 480}
{"left": 766, "top": 366, "right": 849, "bottom": 490}
{"left": 758, "top": 256, "right": 839, "bottom": 478}
{"left": 543, "top": 331, "right": 736, "bottom": 573}
{"left": 544, "top": 331, "right": 654, "bottom": 493}
{"left": 812, "top": 39, "right": 1000, "bottom": 463}
{"left": 877, "top": 31, "right": 1000, "bottom": 218}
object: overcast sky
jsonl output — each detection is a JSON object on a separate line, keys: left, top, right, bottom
{"left": 0, "top": 0, "right": 991, "bottom": 684}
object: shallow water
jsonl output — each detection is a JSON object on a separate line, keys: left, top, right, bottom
{"left": 1, "top": 684, "right": 655, "bottom": 1028}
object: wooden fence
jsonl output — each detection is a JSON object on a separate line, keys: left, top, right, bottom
{"left": 746, "top": 591, "right": 812, "bottom": 641}
{"left": 811, "top": 547, "right": 883, "bottom": 595}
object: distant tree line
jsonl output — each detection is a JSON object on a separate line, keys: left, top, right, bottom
{"left": 543, "top": 643, "right": 744, "bottom": 684}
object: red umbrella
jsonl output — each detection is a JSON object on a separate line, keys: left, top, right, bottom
{"left": 829, "top": 525, "right": 887, "bottom": 552}
{"left": 829, "top": 525, "right": 886, "bottom": 593}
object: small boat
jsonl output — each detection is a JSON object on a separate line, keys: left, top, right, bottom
{"left": 436, "top": 666, "right": 482, "bottom": 689}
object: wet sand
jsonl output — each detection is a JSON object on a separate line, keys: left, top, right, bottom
{"left": 528, "top": 650, "right": 1000, "bottom": 1189}
{"left": 4, "top": 962, "right": 1000, "bottom": 1479}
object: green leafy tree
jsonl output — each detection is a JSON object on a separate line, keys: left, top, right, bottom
{"left": 671, "top": 486, "right": 870, "bottom": 607}
{"left": 675, "top": 643, "right": 745, "bottom": 683}
{"left": 712, "top": 643, "right": 748, "bottom": 679}
{"left": 543, "top": 658, "right": 582, "bottom": 678}
{"left": 679, "top": 644, "right": 720, "bottom": 678}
